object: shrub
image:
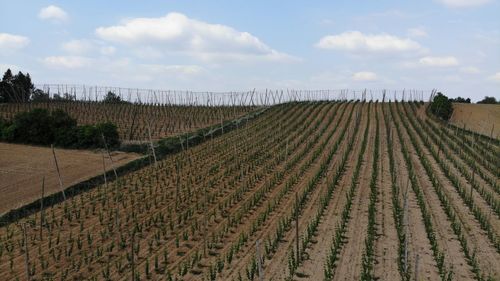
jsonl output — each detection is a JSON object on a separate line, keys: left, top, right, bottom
{"left": 429, "top": 92, "right": 453, "bottom": 120}
{"left": 0, "top": 108, "right": 120, "bottom": 149}
{"left": 450, "top": 97, "right": 470, "bottom": 103}
{"left": 477, "top": 96, "right": 498, "bottom": 104}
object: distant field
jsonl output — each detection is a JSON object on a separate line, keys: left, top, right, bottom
{"left": 0, "top": 102, "right": 256, "bottom": 141}
{"left": 0, "top": 142, "right": 140, "bottom": 215}
{"left": 450, "top": 103, "right": 500, "bottom": 139}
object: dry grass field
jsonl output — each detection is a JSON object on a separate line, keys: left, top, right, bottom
{"left": 450, "top": 103, "right": 500, "bottom": 139}
{"left": 0, "top": 143, "right": 140, "bottom": 215}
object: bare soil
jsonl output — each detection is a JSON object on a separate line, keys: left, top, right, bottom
{"left": 0, "top": 142, "right": 140, "bottom": 215}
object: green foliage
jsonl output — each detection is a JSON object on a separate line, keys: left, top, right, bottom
{"left": 450, "top": 97, "right": 471, "bottom": 103}
{"left": 477, "top": 96, "right": 498, "bottom": 104}
{"left": 0, "top": 69, "right": 34, "bottom": 103}
{"left": 103, "top": 91, "right": 123, "bottom": 103}
{"left": 0, "top": 108, "right": 120, "bottom": 148}
{"left": 429, "top": 92, "right": 453, "bottom": 120}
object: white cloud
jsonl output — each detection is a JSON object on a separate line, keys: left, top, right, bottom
{"left": 0, "top": 33, "right": 29, "bottom": 51}
{"left": 140, "top": 64, "right": 203, "bottom": 75}
{"left": 62, "top": 39, "right": 116, "bottom": 56}
{"left": 419, "top": 56, "right": 459, "bottom": 67}
{"left": 42, "top": 56, "right": 92, "bottom": 69}
{"left": 315, "top": 31, "right": 424, "bottom": 54}
{"left": 488, "top": 72, "right": 500, "bottom": 82}
{"left": 437, "top": 0, "right": 492, "bottom": 8}
{"left": 100, "top": 46, "right": 116, "bottom": 55}
{"left": 62, "top": 40, "right": 93, "bottom": 54}
{"left": 38, "top": 5, "right": 68, "bottom": 23}
{"left": 460, "top": 66, "right": 480, "bottom": 74}
{"left": 408, "top": 27, "right": 428, "bottom": 38}
{"left": 95, "top": 12, "right": 296, "bottom": 62}
{"left": 352, "top": 71, "right": 378, "bottom": 81}
{"left": 0, "top": 63, "right": 23, "bottom": 73}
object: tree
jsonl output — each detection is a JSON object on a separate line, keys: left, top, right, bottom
{"left": 103, "top": 91, "right": 122, "bottom": 103}
{"left": 0, "top": 69, "right": 35, "bottom": 102}
{"left": 31, "top": 89, "right": 50, "bottom": 101}
{"left": 429, "top": 92, "right": 453, "bottom": 121}
{"left": 477, "top": 96, "right": 498, "bottom": 104}
{"left": 450, "top": 97, "right": 471, "bottom": 103}
{"left": 2, "top": 69, "right": 13, "bottom": 83}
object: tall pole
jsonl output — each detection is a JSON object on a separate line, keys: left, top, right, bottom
{"left": 131, "top": 231, "right": 135, "bottom": 281}
{"left": 40, "top": 177, "right": 45, "bottom": 241}
{"left": 295, "top": 192, "right": 299, "bottom": 263}
{"left": 23, "top": 223, "right": 31, "bottom": 281}
{"left": 256, "top": 240, "right": 264, "bottom": 281}
{"left": 101, "top": 134, "right": 118, "bottom": 180}
{"left": 51, "top": 144, "right": 66, "bottom": 200}
{"left": 102, "top": 153, "right": 108, "bottom": 189}
{"left": 147, "top": 123, "right": 158, "bottom": 168}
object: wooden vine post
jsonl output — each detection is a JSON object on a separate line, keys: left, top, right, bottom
{"left": 22, "top": 223, "right": 31, "bottom": 281}
{"left": 147, "top": 122, "right": 158, "bottom": 168}
{"left": 51, "top": 144, "right": 66, "bottom": 200}
{"left": 40, "top": 177, "right": 45, "bottom": 241}
{"left": 256, "top": 240, "right": 264, "bottom": 281}
{"left": 295, "top": 192, "right": 299, "bottom": 263}
{"left": 131, "top": 231, "right": 136, "bottom": 281}
{"left": 101, "top": 134, "right": 118, "bottom": 180}
{"left": 102, "top": 153, "right": 108, "bottom": 189}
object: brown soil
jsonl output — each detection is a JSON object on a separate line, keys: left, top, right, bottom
{"left": 1, "top": 101, "right": 497, "bottom": 281}
{"left": 0, "top": 142, "right": 140, "bottom": 215}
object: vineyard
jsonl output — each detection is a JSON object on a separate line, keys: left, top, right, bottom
{"left": 0, "top": 100, "right": 499, "bottom": 281}
{"left": 0, "top": 101, "right": 255, "bottom": 141}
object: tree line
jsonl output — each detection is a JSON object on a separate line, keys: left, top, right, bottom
{"left": 0, "top": 69, "right": 126, "bottom": 103}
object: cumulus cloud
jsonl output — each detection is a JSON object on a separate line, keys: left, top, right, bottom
{"left": 408, "top": 27, "right": 428, "bottom": 38}
{"left": 460, "top": 66, "right": 480, "bottom": 74}
{"left": 419, "top": 56, "right": 459, "bottom": 67}
{"left": 141, "top": 64, "right": 203, "bottom": 75}
{"left": 62, "top": 40, "right": 93, "bottom": 54}
{"left": 352, "top": 71, "right": 378, "bottom": 81}
{"left": 315, "top": 31, "right": 424, "bottom": 54}
{"left": 437, "top": 0, "right": 492, "bottom": 8}
{"left": 38, "top": 5, "right": 68, "bottom": 22}
{"left": 95, "top": 12, "right": 296, "bottom": 62}
{"left": 0, "top": 33, "right": 29, "bottom": 51}
{"left": 62, "top": 39, "right": 116, "bottom": 57}
{"left": 488, "top": 72, "right": 500, "bottom": 82}
{"left": 100, "top": 46, "right": 116, "bottom": 55}
{"left": 42, "top": 56, "right": 92, "bottom": 68}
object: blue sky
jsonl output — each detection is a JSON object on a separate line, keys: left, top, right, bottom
{"left": 0, "top": 0, "right": 499, "bottom": 101}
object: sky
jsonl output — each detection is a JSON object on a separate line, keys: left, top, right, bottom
{"left": 0, "top": 0, "right": 499, "bottom": 102}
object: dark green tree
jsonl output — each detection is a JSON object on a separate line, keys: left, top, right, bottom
{"left": 429, "top": 92, "right": 453, "bottom": 120}
{"left": 477, "top": 96, "right": 498, "bottom": 104}
{"left": 103, "top": 91, "right": 122, "bottom": 103}
{"left": 450, "top": 97, "right": 471, "bottom": 103}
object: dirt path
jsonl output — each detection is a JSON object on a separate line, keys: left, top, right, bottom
{"left": 373, "top": 103, "right": 400, "bottom": 280}
{"left": 294, "top": 103, "right": 371, "bottom": 280}
{"left": 390, "top": 104, "right": 441, "bottom": 281}
{"left": 331, "top": 103, "right": 375, "bottom": 281}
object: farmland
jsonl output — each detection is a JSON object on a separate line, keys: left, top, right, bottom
{"left": 0, "top": 100, "right": 499, "bottom": 281}
{"left": 0, "top": 143, "right": 141, "bottom": 216}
